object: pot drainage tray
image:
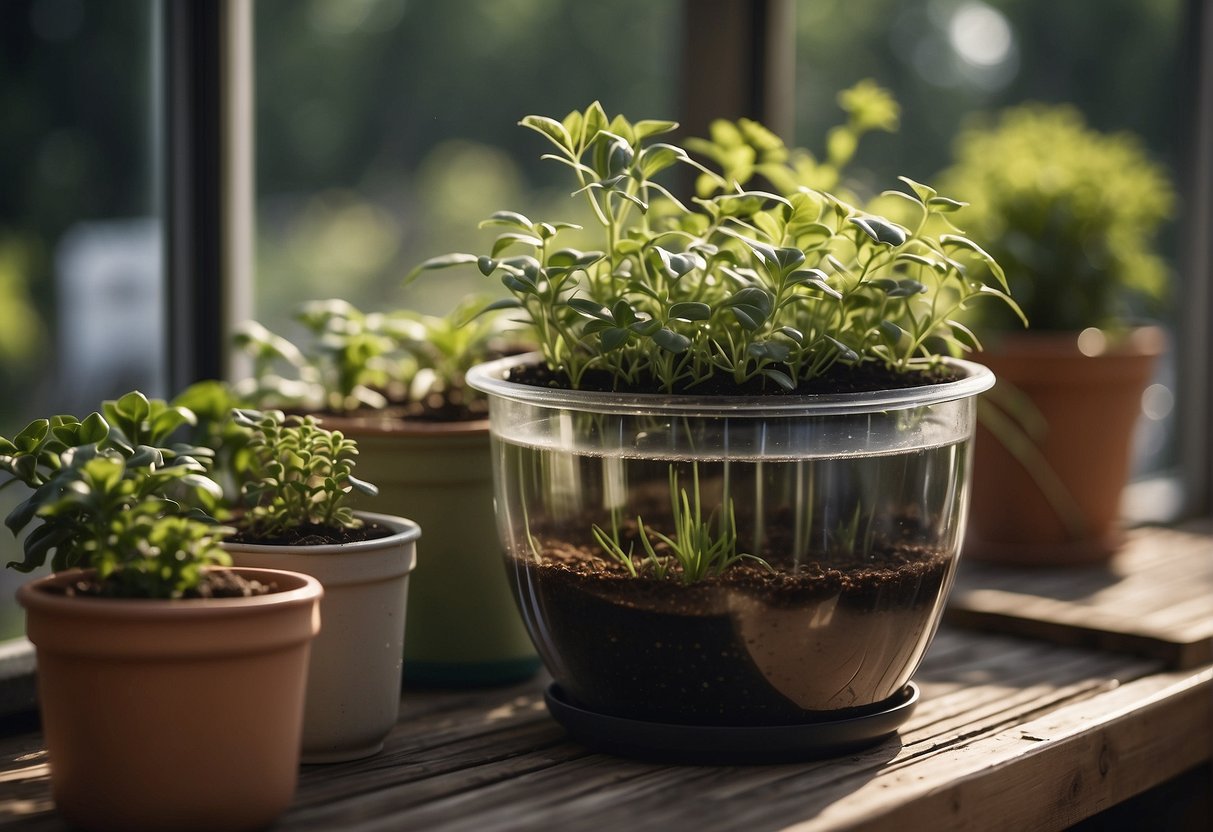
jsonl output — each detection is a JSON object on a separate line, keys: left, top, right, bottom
{"left": 544, "top": 682, "right": 919, "bottom": 764}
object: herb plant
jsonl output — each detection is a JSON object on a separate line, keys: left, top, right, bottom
{"left": 235, "top": 299, "right": 399, "bottom": 413}
{"left": 230, "top": 409, "right": 377, "bottom": 539}
{"left": 408, "top": 98, "right": 1020, "bottom": 393}
{"left": 935, "top": 104, "right": 1174, "bottom": 332}
{"left": 0, "top": 391, "right": 229, "bottom": 598}
{"left": 236, "top": 296, "right": 517, "bottom": 419}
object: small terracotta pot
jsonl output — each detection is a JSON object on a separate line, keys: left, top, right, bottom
{"left": 223, "top": 512, "right": 420, "bottom": 763}
{"left": 319, "top": 415, "right": 541, "bottom": 686}
{"left": 967, "top": 327, "right": 1164, "bottom": 565}
{"left": 19, "top": 567, "right": 322, "bottom": 832}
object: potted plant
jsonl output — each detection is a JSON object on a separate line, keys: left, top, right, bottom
{"left": 209, "top": 406, "right": 420, "bottom": 763}
{"left": 234, "top": 298, "right": 541, "bottom": 686}
{"left": 1, "top": 391, "right": 322, "bottom": 831}
{"left": 936, "top": 104, "right": 1175, "bottom": 565}
{"left": 410, "top": 98, "right": 1018, "bottom": 760}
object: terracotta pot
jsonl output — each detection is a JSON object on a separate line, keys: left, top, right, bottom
{"left": 224, "top": 512, "right": 419, "bottom": 763}
{"left": 967, "top": 327, "right": 1165, "bottom": 565}
{"left": 319, "top": 415, "right": 540, "bottom": 686}
{"left": 18, "top": 567, "right": 322, "bottom": 832}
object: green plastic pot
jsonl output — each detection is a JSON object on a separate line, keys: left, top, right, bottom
{"left": 320, "top": 415, "right": 540, "bottom": 686}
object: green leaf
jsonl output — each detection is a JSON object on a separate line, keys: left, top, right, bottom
{"left": 491, "top": 232, "right": 543, "bottom": 258}
{"left": 879, "top": 320, "right": 906, "bottom": 344}
{"left": 927, "top": 196, "right": 967, "bottom": 212}
{"left": 479, "top": 210, "right": 533, "bottom": 229}
{"left": 633, "top": 119, "right": 678, "bottom": 140}
{"left": 582, "top": 101, "right": 609, "bottom": 145}
{"left": 667, "top": 302, "right": 711, "bottom": 322}
{"left": 897, "top": 176, "right": 937, "bottom": 203}
{"left": 887, "top": 279, "right": 927, "bottom": 297}
{"left": 940, "top": 234, "right": 1009, "bottom": 291}
{"left": 404, "top": 253, "right": 479, "bottom": 283}
{"left": 652, "top": 328, "right": 691, "bottom": 353}
{"left": 567, "top": 298, "right": 611, "bottom": 321}
{"left": 760, "top": 368, "right": 795, "bottom": 390}
{"left": 724, "top": 287, "right": 774, "bottom": 330}
{"left": 347, "top": 475, "right": 378, "bottom": 497}
{"left": 519, "top": 115, "right": 573, "bottom": 153}
{"left": 77, "top": 412, "right": 110, "bottom": 445}
{"left": 628, "top": 319, "right": 661, "bottom": 337}
{"left": 115, "top": 391, "right": 151, "bottom": 423}
{"left": 825, "top": 335, "right": 859, "bottom": 362}
{"left": 13, "top": 420, "right": 50, "bottom": 453}
{"left": 600, "top": 328, "right": 630, "bottom": 351}
{"left": 638, "top": 143, "right": 683, "bottom": 177}
{"left": 747, "top": 340, "right": 791, "bottom": 362}
{"left": 850, "top": 215, "right": 908, "bottom": 247}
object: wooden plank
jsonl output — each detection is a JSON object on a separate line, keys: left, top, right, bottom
{"left": 948, "top": 526, "right": 1213, "bottom": 668}
{"left": 0, "top": 628, "right": 1200, "bottom": 832}
{"left": 789, "top": 667, "right": 1213, "bottom": 832}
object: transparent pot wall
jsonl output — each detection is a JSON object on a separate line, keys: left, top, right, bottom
{"left": 469, "top": 358, "right": 990, "bottom": 726}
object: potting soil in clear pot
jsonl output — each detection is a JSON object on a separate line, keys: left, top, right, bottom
{"left": 470, "top": 355, "right": 992, "bottom": 726}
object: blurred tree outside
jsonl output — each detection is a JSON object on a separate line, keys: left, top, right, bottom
{"left": 253, "top": 0, "right": 680, "bottom": 341}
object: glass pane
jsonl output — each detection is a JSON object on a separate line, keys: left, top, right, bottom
{"left": 253, "top": 0, "right": 681, "bottom": 332}
{"left": 0, "top": 0, "right": 164, "bottom": 639}
{"left": 794, "top": 0, "right": 1186, "bottom": 512}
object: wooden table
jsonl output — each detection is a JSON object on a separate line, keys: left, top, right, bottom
{"left": 1, "top": 527, "right": 1210, "bottom": 831}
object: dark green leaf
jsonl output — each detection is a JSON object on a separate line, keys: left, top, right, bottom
{"left": 567, "top": 298, "right": 611, "bottom": 320}
{"left": 628, "top": 319, "right": 661, "bottom": 337}
{"left": 13, "top": 420, "right": 50, "bottom": 453}
{"left": 724, "top": 287, "right": 774, "bottom": 330}
{"left": 668, "top": 302, "right": 711, "bottom": 322}
{"left": 760, "top": 368, "right": 795, "bottom": 390}
{"left": 652, "top": 328, "right": 691, "bottom": 353}
{"left": 600, "top": 328, "right": 629, "bottom": 351}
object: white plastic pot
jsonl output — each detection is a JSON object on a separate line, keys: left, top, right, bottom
{"left": 224, "top": 512, "right": 420, "bottom": 762}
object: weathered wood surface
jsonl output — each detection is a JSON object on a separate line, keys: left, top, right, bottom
{"left": 947, "top": 526, "right": 1213, "bottom": 669}
{"left": 1, "top": 627, "right": 1208, "bottom": 832}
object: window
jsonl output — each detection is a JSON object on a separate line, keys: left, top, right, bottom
{"left": 252, "top": 0, "right": 682, "bottom": 334}
{"left": 0, "top": 0, "right": 164, "bottom": 640}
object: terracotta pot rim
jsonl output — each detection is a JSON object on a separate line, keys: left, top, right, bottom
{"left": 17, "top": 566, "right": 323, "bottom": 617}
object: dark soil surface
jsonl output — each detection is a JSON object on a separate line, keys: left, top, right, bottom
{"left": 58, "top": 569, "right": 274, "bottom": 599}
{"left": 507, "top": 361, "right": 963, "bottom": 396}
{"left": 226, "top": 520, "right": 395, "bottom": 547}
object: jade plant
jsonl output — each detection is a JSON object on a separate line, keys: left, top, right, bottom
{"left": 0, "top": 392, "right": 230, "bottom": 598}
{"left": 935, "top": 103, "right": 1174, "bottom": 333}
{"left": 407, "top": 97, "right": 1021, "bottom": 394}
{"left": 226, "top": 409, "right": 378, "bottom": 542}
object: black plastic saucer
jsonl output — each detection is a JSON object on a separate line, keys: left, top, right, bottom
{"left": 544, "top": 682, "right": 919, "bottom": 764}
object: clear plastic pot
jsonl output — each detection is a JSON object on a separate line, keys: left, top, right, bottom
{"left": 468, "top": 355, "right": 993, "bottom": 725}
